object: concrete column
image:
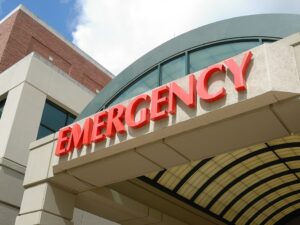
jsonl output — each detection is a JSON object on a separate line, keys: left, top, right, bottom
{"left": 0, "top": 82, "right": 46, "bottom": 165}
{"left": 0, "top": 82, "right": 46, "bottom": 224}
{"left": 15, "top": 182, "right": 75, "bottom": 225}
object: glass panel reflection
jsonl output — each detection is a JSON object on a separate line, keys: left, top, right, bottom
{"left": 189, "top": 41, "right": 259, "bottom": 73}
{"left": 161, "top": 55, "right": 185, "bottom": 84}
{"left": 67, "top": 115, "right": 76, "bottom": 125}
{"left": 108, "top": 68, "right": 158, "bottom": 107}
{"left": 37, "top": 100, "right": 76, "bottom": 139}
{"left": 40, "top": 102, "right": 67, "bottom": 131}
{"left": 37, "top": 125, "right": 53, "bottom": 140}
{"left": 107, "top": 40, "right": 262, "bottom": 110}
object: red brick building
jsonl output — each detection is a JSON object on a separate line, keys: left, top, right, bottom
{"left": 0, "top": 5, "right": 113, "bottom": 93}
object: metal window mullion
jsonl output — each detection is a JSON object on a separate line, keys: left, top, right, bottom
{"left": 267, "top": 143, "right": 300, "bottom": 180}
{"left": 64, "top": 114, "right": 69, "bottom": 126}
{"left": 184, "top": 51, "right": 189, "bottom": 74}
{"left": 39, "top": 123, "right": 55, "bottom": 133}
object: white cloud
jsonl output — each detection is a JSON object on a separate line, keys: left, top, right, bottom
{"left": 73, "top": 0, "right": 300, "bottom": 75}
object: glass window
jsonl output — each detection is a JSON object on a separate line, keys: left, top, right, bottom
{"left": 108, "top": 68, "right": 158, "bottom": 107}
{"left": 189, "top": 41, "right": 259, "bottom": 73}
{"left": 0, "top": 98, "right": 6, "bottom": 119}
{"left": 161, "top": 55, "right": 185, "bottom": 85}
{"left": 37, "top": 126, "right": 53, "bottom": 139}
{"left": 37, "top": 100, "right": 76, "bottom": 139}
{"left": 40, "top": 102, "right": 67, "bottom": 131}
{"left": 106, "top": 40, "right": 263, "bottom": 110}
{"left": 67, "top": 115, "right": 76, "bottom": 125}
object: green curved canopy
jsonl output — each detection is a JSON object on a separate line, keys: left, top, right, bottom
{"left": 78, "top": 14, "right": 300, "bottom": 120}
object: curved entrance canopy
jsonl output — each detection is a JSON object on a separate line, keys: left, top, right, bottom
{"left": 141, "top": 135, "right": 300, "bottom": 225}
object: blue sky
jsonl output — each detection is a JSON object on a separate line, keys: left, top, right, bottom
{"left": 0, "top": 0, "right": 76, "bottom": 41}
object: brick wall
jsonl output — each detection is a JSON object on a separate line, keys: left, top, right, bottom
{"left": 0, "top": 9, "right": 112, "bottom": 92}
{"left": 0, "top": 12, "right": 18, "bottom": 71}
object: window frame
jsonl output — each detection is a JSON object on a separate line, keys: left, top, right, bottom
{"left": 37, "top": 100, "right": 76, "bottom": 139}
{"left": 0, "top": 97, "right": 6, "bottom": 119}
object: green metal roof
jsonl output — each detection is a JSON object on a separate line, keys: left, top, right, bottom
{"left": 78, "top": 14, "right": 300, "bottom": 120}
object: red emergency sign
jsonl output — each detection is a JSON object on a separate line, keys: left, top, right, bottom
{"left": 56, "top": 51, "right": 253, "bottom": 156}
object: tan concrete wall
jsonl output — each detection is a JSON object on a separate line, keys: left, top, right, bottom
{"left": 0, "top": 53, "right": 96, "bottom": 225}
{"left": 0, "top": 53, "right": 95, "bottom": 165}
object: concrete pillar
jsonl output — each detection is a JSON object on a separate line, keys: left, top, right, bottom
{"left": 0, "top": 82, "right": 46, "bottom": 165}
{"left": 0, "top": 82, "right": 46, "bottom": 225}
{"left": 15, "top": 182, "right": 75, "bottom": 225}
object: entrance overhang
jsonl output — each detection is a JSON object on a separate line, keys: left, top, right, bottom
{"left": 52, "top": 34, "right": 300, "bottom": 176}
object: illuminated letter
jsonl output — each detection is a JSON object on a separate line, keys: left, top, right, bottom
{"left": 197, "top": 64, "right": 226, "bottom": 102}
{"left": 224, "top": 51, "right": 253, "bottom": 91}
{"left": 168, "top": 74, "right": 196, "bottom": 114}
{"left": 55, "top": 126, "right": 72, "bottom": 156}
{"left": 150, "top": 85, "right": 169, "bottom": 121}
{"left": 91, "top": 111, "right": 107, "bottom": 143}
{"left": 106, "top": 104, "right": 126, "bottom": 138}
{"left": 125, "top": 94, "right": 151, "bottom": 128}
